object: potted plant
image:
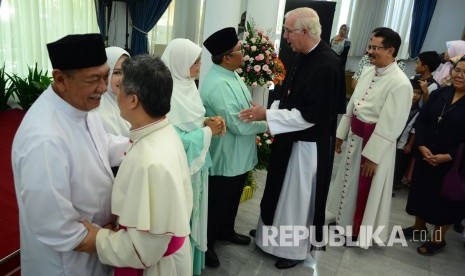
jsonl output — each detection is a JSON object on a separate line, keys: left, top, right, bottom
{"left": 9, "top": 63, "right": 52, "bottom": 110}
{"left": 0, "top": 63, "right": 15, "bottom": 111}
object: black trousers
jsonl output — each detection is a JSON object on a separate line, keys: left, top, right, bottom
{"left": 207, "top": 172, "right": 248, "bottom": 247}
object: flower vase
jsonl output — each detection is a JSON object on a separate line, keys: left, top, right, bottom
{"left": 248, "top": 86, "right": 269, "bottom": 108}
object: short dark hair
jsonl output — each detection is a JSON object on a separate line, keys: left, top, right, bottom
{"left": 121, "top": 55, "right": 172, "bottom": 117}
{"left": 372, "top": 27, "right": 401, "bottom": 57}
{"left": 418, "top": 51, "right": 441, "bottom": 72}
{"left": 410, "top": 79, "right": 421, "bottom": 91}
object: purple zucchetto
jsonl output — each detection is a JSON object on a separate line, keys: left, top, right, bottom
{"left": 203, "top": 27, "right": 239, "bottom": 56}
{"left": 47, "top": 34, "right": 107, "bottom": 70}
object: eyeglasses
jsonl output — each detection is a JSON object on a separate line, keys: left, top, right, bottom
{"left": 366, "top": 45, "right": 389, "bottom": 52}
{"left": 283, "top": 27, "right": 302, "bottom": 34}
{"left": 452, "top": 68, "right": 465, "bottom": 76}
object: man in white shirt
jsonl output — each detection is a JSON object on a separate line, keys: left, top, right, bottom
{"left": 12, "top": 34, "right": 129, "bottom": 276}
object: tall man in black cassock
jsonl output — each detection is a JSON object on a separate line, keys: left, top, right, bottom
{"left": 239, "top": 7, "right": 346, "bottom": 269}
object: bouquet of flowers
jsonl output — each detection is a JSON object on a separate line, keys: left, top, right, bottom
{"left": 255, "top": 132, "right": 274, "bottom": 170}
{"left": 237, "top": 20, "right": 286, "bottom": 88}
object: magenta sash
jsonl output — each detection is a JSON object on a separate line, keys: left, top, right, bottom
{"left": 350, "top": 116, "right": 376, "bottom": 236}
{"left": 113, "top": 225, "right": 186, "bottom": 276}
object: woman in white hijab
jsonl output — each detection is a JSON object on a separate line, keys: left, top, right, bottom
{"left": 97, "top": 47, "right": 131, "bottom": 136}
{"left": 161, "top": 38, "right": 225, "bottom": 276}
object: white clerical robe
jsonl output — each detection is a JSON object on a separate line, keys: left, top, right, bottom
{"left": 96, "top": 118, "right": 193, "bottom": 276}
{"left": 327, "top": 63, "right": 412, "bottom": 248}
{"left": 12, "top": 86, "right": 129, "bottom": 276}
{"left": 255, "top": 101, "right": 318, "bottom": 260}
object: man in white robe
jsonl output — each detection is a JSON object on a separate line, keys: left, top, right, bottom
{"left": 82, "top": 55, "right": 193, "bottom": 276}
{"left": 12, "top": 34, "right": 129, "bottom": 275}
{"left": 327, "top": 27, "right": 412, "bottom": 248}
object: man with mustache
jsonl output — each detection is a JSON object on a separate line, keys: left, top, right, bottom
{"left": 327, "top": 27, "right": 412, "bottom": 248}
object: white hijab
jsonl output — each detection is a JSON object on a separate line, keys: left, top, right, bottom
{"left": 97, "top": 47, "right": 131, "bottom": 136}
{"left": 433, "top": 40, "right": 465, "bottom": 85}
{"left": 161, "top": 38, "right": 205, "bottom": 132}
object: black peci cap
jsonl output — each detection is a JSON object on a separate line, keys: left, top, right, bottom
{"left": 47, "top": 33, "right": 107, "bottom": 70}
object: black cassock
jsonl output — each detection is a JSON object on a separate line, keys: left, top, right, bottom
{"left": 260, "top": 41, "right": 346, "bottom": 243}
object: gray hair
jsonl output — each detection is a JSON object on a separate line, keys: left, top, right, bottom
{"left": 121, "top": 55, "right": 173, "bottom": 117}
{"left": 285, "top": 7, "right": 321, "bottom": 39}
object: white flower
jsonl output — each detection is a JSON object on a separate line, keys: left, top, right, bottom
{"left": 263, "top": 133, "right": 269, "bottom": 138}
{"left": 250, "top": 38, "right": 256, "bottom": 44}
{"left": 254, "top": 65, "right": 261, "bottom": 72}
{"left": 243, "top": 55, "right": 250, "bottom": 61}
{"left": 266, "top": 139, "right": 272, "bottom": 144}
{"left": 251, "top": 45, "right": 257, "bottom": 51}
{"left": 236, "top": 68, "right": 243, "bottom": 74}
{"left": 241, "top": 77, "right": 245, "bottom": 81}
{"left": 261, "top": 37, "right": 267, "bottom": 43}
{"left": 252, "top": 82, "right": 258, "bottom": 87}
{"left": 244, "top": 32, "right": 249, "bottom": 38}
{"left": 262, "top": 64, "right": 269, "bottom": 71}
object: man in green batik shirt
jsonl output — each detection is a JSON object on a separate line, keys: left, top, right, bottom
{"left": 200, "top": 27, "right": 268, "bottom": 269}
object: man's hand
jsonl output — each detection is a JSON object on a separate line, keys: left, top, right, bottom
{"left": 74, "top": 220, "right": 100, "bottom": 253}
{"left": 239, "top": 102, "right": 267, "bottom": 122}
{"left": 361, "top": 159, "right": 377, "bottom": 178}
{"left": 335, "top": 138, "right": 343, "bottom": 154}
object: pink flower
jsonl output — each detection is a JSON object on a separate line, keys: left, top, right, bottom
{"left": 245, "top": 44, "right": 250, "bottom": 49}
{"left": 261, "top": 38, "right": 267, "bottom": 43}
{"left": 265, "top": 50, "right": 271, "bottom": 56}
{"left": 257, "top": 31, "right": 263, "bottom": 36}
{"left": 262, "top": 64, "right": 269, "bottom": 71}
{"left": 246, "top": 67, "right": 251, "bottom": 72}
{"left": 254, "top": 65, "right": 261, "bottom": 72}
{"left": 261, "top": 46, "right": 266, "bottom": 51}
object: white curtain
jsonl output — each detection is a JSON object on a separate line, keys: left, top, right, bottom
{"left": 171, "top": 0, "right": 204, "bottom": 45}
{"left": 383, "top": 0, "right": 413, "bottom": 59}
{"left": 147, "top": 0, "right": 207, "bottom": 56}
{"left": 0, "top": 0, "right": 99, "bottom": 75}
{"left": 147, "top": 1, "right": 175, "bottom": 55}
{"left": 344, "top": 0, "right": 413, "bottom": 59}
{"left": 347, "top": 0, "right": 389, "bottom": 56}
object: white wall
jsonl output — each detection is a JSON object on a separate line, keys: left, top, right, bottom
{"left": 420, "top": 0, "right": 465, "bottom": 53}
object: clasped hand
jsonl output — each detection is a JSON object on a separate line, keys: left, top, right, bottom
{"left": 418, "top": 146, "right": 451, "bottom": 166}
{"left": 205, "top": 116, "right": 226, "bottom": 136}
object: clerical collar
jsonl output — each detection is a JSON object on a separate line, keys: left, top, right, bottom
{"left": 304, "top": 40, "right": 320, "bottom": 54}
{"left": 375, "top": 61, "right": 396, "bottom": 75}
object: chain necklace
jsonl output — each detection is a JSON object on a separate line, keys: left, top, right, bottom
{"left": 437, "top": 102, "right": 455, "bottom": 123}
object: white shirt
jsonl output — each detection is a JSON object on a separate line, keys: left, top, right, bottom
{"left": 12, "top": 86, "right": 129, "bottom": 276}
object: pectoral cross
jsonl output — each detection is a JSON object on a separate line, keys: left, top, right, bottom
{"left": 437, "top": 116, "right": 443, "bottom": 123}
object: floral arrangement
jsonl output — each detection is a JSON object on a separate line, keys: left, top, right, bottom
{"left": 255, "top": 132, "right": 274, "bottom": 170}
{"left": 244, "top": 132, "right": 273, "bottom": 189}
{"left": 237, "top": 20, "right": 286, "bottom": 88}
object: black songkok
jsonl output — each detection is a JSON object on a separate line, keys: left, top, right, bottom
{"left": 47, "top": 34, "right": 107, "bottom": 70}
{"left": 203, "top": 27, "right": 239, "bottom": 56}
